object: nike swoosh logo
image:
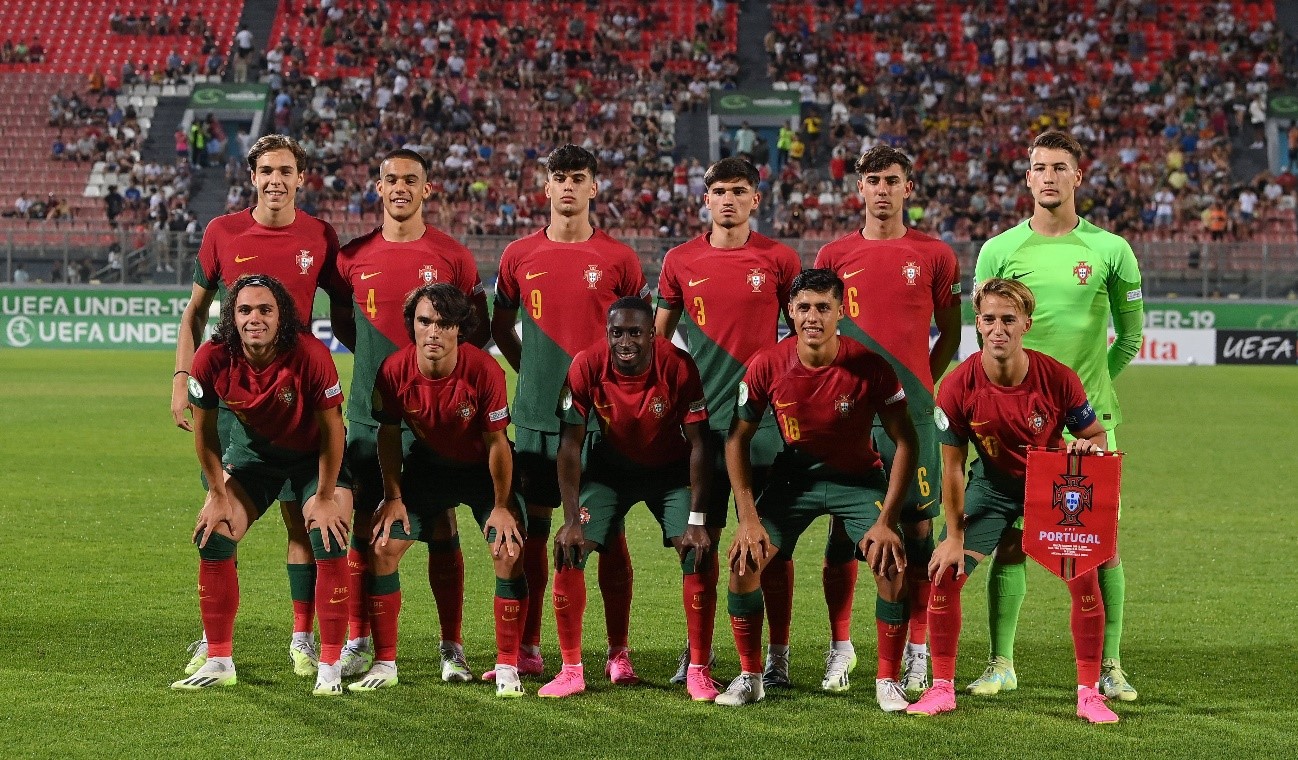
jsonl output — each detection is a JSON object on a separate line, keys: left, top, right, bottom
{"left": 1081, "top": 603, "right": 1101, "bottom": 613}
{"left": 843, "top": 268, "right": 866, "bottom": 279}
{"left": 329, "top": 596, "right": 349, "bottom": 604}
{"left": 525, "top": 271, "right": 548, "bottom": 280}
{"left": 501, "top": 614, "right": 519, "bottom": 621}
{"left": 360, "top": 272, "right": 382, "bottom": 280}
{"left": 774, "top": 401, "right": 796, "bottom": 409}
{"left": 929, "top": 603, "right": 948, "bottom": 611}
{"left": 688, "top": 278, "right": 710, "bottom": 287}
{"left": 917, "top": 499, "right": 938, "bottom": 511}
{"left": 1011, "top": 271, "right": 1033, "bottom": 280}
{"left": 234, "top": 255, "right": 257, "bottom": 263}
{"left": 226, "top": 400, "right": 246, "bottom": 406}
{"left": 970, "top": 420, "right": 989, "bottom": 426}
{"left": 593, "top": 401, "right": 614, "bottom": 409}
{"left": 404, "top": 408, "right": 421, "bottom": 414}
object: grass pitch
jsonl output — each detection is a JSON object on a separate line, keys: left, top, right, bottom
{"left": 0, "top": 350, "right": 1295, "bottom": 759}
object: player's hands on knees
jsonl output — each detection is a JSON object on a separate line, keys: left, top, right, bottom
{"left": 862, "top": 522, "right": 906, "bottom": 579}
{"left": 928, "top": 536, "right": 966, "bottom": 584}
{"left": 553, "top": 522, "right": 588, "bottom": 570}
{"left": 727, "top": 520, "right": 772, "bottom": 576}
{"left": 371, "top": 497, "right": 409, "bottom": 548}
{"left": 305, "top": 492, "right": 350, "bottom": 553}
{"left": 485, "top": 506, "right": 522, "bottom": 559}
{"left": 193, "top": 492, "right": 234, "bottom": 547}
{"left": 677, "top": 525, "right": 713, "bottom": 572}
{"left": 170, "top": 379, "right": 194, "bottom": 432}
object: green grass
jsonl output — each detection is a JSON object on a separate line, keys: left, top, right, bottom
{"left": 1, "top": 351, "right": 1295, "bottom": 759}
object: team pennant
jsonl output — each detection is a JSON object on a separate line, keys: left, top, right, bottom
{"left": 1022, "top": 448, "right": 1121, "bottom": 580}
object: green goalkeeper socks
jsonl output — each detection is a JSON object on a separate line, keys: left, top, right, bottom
{"left": 1097, "top": 562, "right": 1126, "bottom": 660}
{"left": 986, "top": 560, "right": 1027, "bottom": 661}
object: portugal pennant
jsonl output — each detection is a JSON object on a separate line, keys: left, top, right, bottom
{"left": 1022, "top": 448, "right": 1121, "bottom": 580}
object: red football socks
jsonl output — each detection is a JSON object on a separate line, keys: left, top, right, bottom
{"left": 552, "top": 566, "right": 587, "bottom": 665}
{"left": 428, "top": 547, "right": 465, "bottom": 645}
{"left": 927, "top": 568, "right": 969, "bottom": 681}
{"left": 599, "top": 533, "right": 634, "bottom": 650}
{"left": 1068, "top": 571, "right": 1105, "bottom": 686}
{"left": 823, "top": 558, "right": 858, "bottom": 642}
{"left": 494, "top": 594, "right": 523, "bottom": 667}
{"left": 369, "top": 589, "right": 402, "bottom": 662}
{"left": 760, "top": 555, "right": 794, "bottom": 647}
{"left": 907, "top": 571, "right": 932, "bottom": 646}
{"left": 199, "top": 558, "right": 238, "bottom": 658}
{"left": 683, "top": 551, "right": 718, "bottom": 665}
{"left": 314, "top": 556, "right": 350, "bottom": 664}
{"left": 346, "top": 547, "right": 371, "bottom": 639}
{"left": 730, "top": 611, "right": 765, "bottom": 674}
{"left": 522, "top": 534, "right": 549, "bottom": 648}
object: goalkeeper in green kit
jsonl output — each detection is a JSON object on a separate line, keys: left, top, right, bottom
{"left": 972, "top": 130, "right": 1143, "bottom": 702}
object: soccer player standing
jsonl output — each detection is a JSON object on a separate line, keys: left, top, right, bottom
{"left": 813, "top": 145, "right": 962, "bottom": 698}
{"left": 171, "top": 274, "right": 353, "bottom": 696}
{"left": 491, "top": 145, "right": 650, "bottom": 681}
{"left": 331, "top": 149, "right": 489, "bottom": 682}
{"left": 540, "top": 298, "right": 716, "bottom": 700}
{"left": 716, "top": 269, "right": 918, "bottom": 709}
{"left": 907, "top": 277, "right": 1119, "bottom": 724}
{"left": 353, "top": 284, "right": 527, "bottom": 697}
{"left": 654, "top": 157, "right": 800, "bottom": 685}
{"left": 172, "top": 134, "right": 343, "bottom": 679}
{"left": 973, "top": 131, "right": 1143, "bottom": 701}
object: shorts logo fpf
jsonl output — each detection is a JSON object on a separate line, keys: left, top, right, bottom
{"left": 419, "top": 265, "right": 438, "bottom": 284}
{"left": 584, "top": 265, "right": 603, "bottom": 289}
{"left": 747, "top": 268, "right": 766, "bottom": 292}
{"left": 297, "top": 250, "right": 314, "bottom": 274}
{"left": 1052, "top": 474, "right": 1093, "bottom": 526}
{"left": 1073, "top": 260, "right": 1093, "bottom": 285}
{"left": 902, "top": 261, "right": 920, "bottom": 285}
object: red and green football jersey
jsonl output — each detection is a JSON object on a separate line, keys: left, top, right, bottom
{"left": 561, "top": 337, "right": 708, "bottom": 470}
{"left": 372, "top": 343, "right": 510, "bottom": 467}
{"left": 738, "top": 336, "right": 905, "bottom": 478}
{"left": 194, "top": 208, "right": 342, "bottom": 321}
{"left": 935, "top": 349, "right": 1096, "bottom": 483}
{"left": 189, "top": 336, "right": 343, "bottom": 457}
{"left": 495, "top": 228, "right": 648, "bottom": 432}
{"left": 658, "top": 231, "right": 801, "bottom": 432}
{"left": 335, "top": 225, "right": 485, "bottom": 426}
{"left": 814, "top": 227, "right": 960, "bottom": 397}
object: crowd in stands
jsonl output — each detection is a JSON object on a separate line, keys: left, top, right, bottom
{"left": 1, "top": 39, "right": 44, "bottom": 64}
{"left": 759, "top": 0, "right": 1298, "bottom": 243}
{"left": 109, "top": 10, "right": 210, "bottom": 38}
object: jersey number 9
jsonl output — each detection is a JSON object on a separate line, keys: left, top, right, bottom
{"left": 530, "top": 289, "right": 542, "bottom": 319}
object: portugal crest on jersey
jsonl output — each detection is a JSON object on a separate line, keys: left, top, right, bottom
{"left": 902, "top": 261, "right": 920, "bottom": 285}
{"left": 297, "top": 250, "right": 314, "bottom": 274}
{"left": 584, "top": 265, "right": 603, "bottom": 289}
{"left": 1052, "top": 474, "right": 1093, "bottom": 526}
{"left": 835, "top": 393, "right": 854, "bottom": 418}
{"left": 649, "top": 395, "right": 667, "bottom": 418}
{"left": 456, "top": 400, "right": 475, "bottom": 419}
{"left": 1073, "top": 260, "right": 1093, "bottom": 285}
{"left": 748, "top": 268, "right": 766, "bottom": 292}
{"left": 419, "top": 265, "right": 438, "bottom": 284}
{"left": 277, "top": 385, "right": 296, "bottom": 405}
{"left": 1030, "top": 410, "right": 1045, "bottom": 432}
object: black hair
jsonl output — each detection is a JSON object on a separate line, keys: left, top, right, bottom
{"left": 381, "top": 148, "right": 430, "bottom": 176}
{"left": 402, "top": 283, "right": 477, "bottom": 343}
{"left": 704, "top": 157, "right": 760, "bottom": 189}
{"left": 789, "top": 268, "right": 844, "bottom": 302}
{"left": 607, "top": 296, "right": 653, "bottom": 321}
{"left": 854, "top": 144, "right": 914, "bottom": 178}
{"left": 545, "top": 144, "right": 598, "bottom": 175}
{"left": 212, "top": 274, "right": 303, "bottom": 356}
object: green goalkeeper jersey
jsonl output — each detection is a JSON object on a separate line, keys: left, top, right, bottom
{"left": 975, "top": 218, "right": 1143, "bottom": 429}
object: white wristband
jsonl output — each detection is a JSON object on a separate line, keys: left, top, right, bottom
{"left": 687, "top": 511, "right": 707, "bottom": 526}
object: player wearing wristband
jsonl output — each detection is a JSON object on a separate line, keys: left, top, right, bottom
{"left": 170, "top": 274, "right": 353, "bottom": 697}
{"left": 654, "top": 157, "right": 799, "bottom": 687}
{"left": 490, "top": 145, "right": 650, "bottom": 682}
{"left": 716, "top": 269, "right": 918, "bottom": 711}
{"left": 972, "top": 130, "right": 1144, "bottom": 701}
{"left": 351, "top": 284, "right": 528, "bottom": 697}
{"left": 331, "top": 149, "right": 489, "bottom": 682}
{"left": 907, "top": 277, "right": 1119, "bottom": 724}
{"left": 539, "top": 298, "right": 715, "bottom": 701}
{"left": 813, "top": 145, "right": 962, "bottom": 698}
{"left": 172, "top": 135, "right": 344, "bottom": 679}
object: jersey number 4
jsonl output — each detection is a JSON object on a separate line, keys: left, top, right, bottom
{"left": 366, "top": 289, "right": 378, "bottom": 319}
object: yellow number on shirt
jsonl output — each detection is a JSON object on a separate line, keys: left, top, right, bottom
{"left": 917, "top": 466, "right": 931, "bottom": 497}
{"left": 531, "top": 289, "right": 542, "bottom": 320}
{"left": 366, "top": 288, "right": 377, "bottom": 320}
{"left": 846, "top": 286, "right": 860, "bottom": 318}
{"left": 780, "top": 414, "right": 800, "bottom": 441}
{"left": 693, "top": 295, "right": 706, "bottom": 326}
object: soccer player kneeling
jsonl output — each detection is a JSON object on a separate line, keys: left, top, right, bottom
{"left": 171, "top": 274, "right": 353, "bottom": 696}
{"left": 539, "top": 298, "right": 717, "bottom": 700}
{"left": 356, "top": 283, "right": 528, "bottom": 697}
{"left": 907, "top": 277, "right": 1119, "bottom": 724}
{"left": 718, "top": 269, "right": 919, "bottom": 710}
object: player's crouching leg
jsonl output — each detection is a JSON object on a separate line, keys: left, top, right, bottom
{"left": 172, "top": 530, "right": 240, "bottom": 690}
